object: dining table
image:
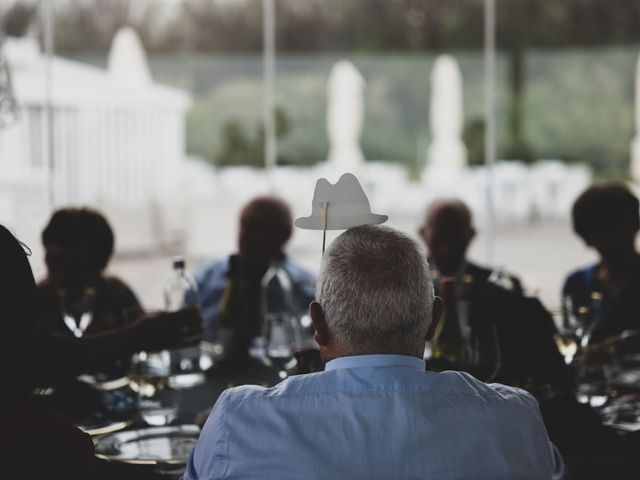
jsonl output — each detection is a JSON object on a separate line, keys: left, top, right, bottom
{"left": 34, "top": 347, "right": 284, "bottom": 480}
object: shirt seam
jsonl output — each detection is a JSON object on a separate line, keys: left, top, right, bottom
{"left": 217, "top": 391, "right": 231, "bottom": 478}
{"left": 228, "top": 389, "right": 519, "bottom": 403}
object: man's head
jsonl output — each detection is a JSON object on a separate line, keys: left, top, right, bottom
{"left": 311, "top": 225, "right": 442, "bottom": 362}
{"left": 419, "top": 199, "right": 475, "bottom": 276}
{"left": 572, "top": 183, "right": 640, "bottom": 263}
{"left": 42, "top": 208, "right": 115, "bottom": 288}
{"left": 238, "top": 196, "right": 292, "bottom": 264}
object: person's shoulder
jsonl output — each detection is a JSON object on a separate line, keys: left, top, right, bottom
{"left": 103, "top": 275, "right": 134, "bottom": 290}
{"left": 283, "top": 257, "right": 315, "bottom": 282}
{"left": 563, "top": 263, "right": 598, "bottom": 291}
{"left": 449, "top": 374, "right": 543, "bottom": 419}
{"left": 438, "top": 371, "right": 535, "bottom": 401}
{"left": 466, "top": 261, "right": 523, "bottom": 295}
{"left": 486, "top": 381, "right": 537, "bottom": 404}
{"left": 102, "top": 275, "right": 140, "bottom": 305}
{"left": 465, "top": 262, "right": 493, "bottom": 282}
{"left": 220, "top": 372, "right": 325, "bottom": 407}
{"left": 195, "top": 257, "right": 230, "bottom": 282}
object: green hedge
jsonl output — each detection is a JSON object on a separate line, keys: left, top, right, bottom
{"left": 145, "top": 47, "right": 639, "bottom": 175}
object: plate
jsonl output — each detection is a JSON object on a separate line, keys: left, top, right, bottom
{"left": 94, "top": 425, "right": 200, "bottom": 465}
{"left": 78, "top": 373, "right": 131, "bottom": 391}
{"left": 78, "top": 417, "right": 131, "bottom": 437}
{"left": 608, "top": 368, "right": 640, "bottom": 390}
{"left": 600, "top": 394, "right": 640, "bottom": 432}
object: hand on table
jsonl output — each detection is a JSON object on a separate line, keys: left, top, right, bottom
{"left": 136, "top": 307, "right": 203, "bottom": 352}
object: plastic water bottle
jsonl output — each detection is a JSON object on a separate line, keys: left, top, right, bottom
{"left": 163, "top": 256, "right": 204, "bottom": 388}
{"left": 261, "top": 262, "right": 301, "bottom": 377}
{"left": 164, "top": 256, "right": 198, "bottom": 310}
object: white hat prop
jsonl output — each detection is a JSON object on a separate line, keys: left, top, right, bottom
{"left": 295, "top": 172, "right": 388, "bottom": 253}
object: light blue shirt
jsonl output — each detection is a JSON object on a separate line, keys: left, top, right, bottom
{"left": 194, "top": 256, "right": 315, "bottom": 342}
{"left": 185, "top": 354, "right": 568, "bottom": 479}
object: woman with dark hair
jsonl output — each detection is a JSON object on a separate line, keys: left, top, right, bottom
{"left": 0, "top": 224, "right": 95, "bottom": 479}
{"left": 36, "top": 208, "right": 140, "bottom": 340}
{"left": 34, "top": 208, "right": 204, "bottom": 380}
{"left": 563, "top": 183, "right": 640, "bottom": 343}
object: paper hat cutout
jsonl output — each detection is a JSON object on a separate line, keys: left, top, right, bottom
{"left": 295, "top": 173, "right": 388, "bottom": 230}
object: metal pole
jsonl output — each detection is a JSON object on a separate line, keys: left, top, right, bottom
{"left": 484, "top": 0, "right": 496, "bottom": 264}
{"left": 42, "top": 0, "right": 55, "bottom": 208}
{"left": 262, "top": 0, "right": 276, "bottom": 192}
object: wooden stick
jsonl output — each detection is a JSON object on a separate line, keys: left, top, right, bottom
{"left": 322, "top": 201, "right": 329, "bottom": 254}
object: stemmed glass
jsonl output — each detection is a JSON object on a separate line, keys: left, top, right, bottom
{"left": 562, "top": 293, "right": 603, "bottom": 350}
{"left": 125, "top": 309, "right": 180, "bottom": 426}
{"left": 59, "top": 287, "right": 96, "bottom": 338}
{"left": 130, "top": 350, "right": 179, "bottom": 426}
{"left": 263, "top": 311, "right": 300, "bottom": 379}
{"left": 563, "top": 292, "right": 610, "bottom": 406}
{"left": 427, "top": 276, "right": 502, "bottom": 382}
{"left": 554, "top": 300, "right": 580, "bottom": 365}
{"left": 260, "top": 263, "right": 302, "bottom": 379}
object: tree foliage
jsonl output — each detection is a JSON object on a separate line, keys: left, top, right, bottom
{"left": 3, "top": 0, "right": 639, "bottom": 53}
{"left": 2, "top": 2, "right": 36, "bottom": 38}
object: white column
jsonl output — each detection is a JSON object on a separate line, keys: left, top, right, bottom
{"left": 630, "top": 54, "right": 640, "bottom": 182}
{"left": 262, "top": 0, "right": 276, "bottom": 191}
{"left": 484, "top": 0, "right": 497, "bottom": 263}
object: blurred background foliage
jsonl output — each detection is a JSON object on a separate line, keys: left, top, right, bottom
{"left": 2, "top": 0, "right": 640, "bottom": 175}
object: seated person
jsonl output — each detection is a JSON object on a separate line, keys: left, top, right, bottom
{"left": 563, "top": 183, "right": 640, "bottom": 344}
{"left": 0, "top": 225, "right": 95, "bottom": 479}
{"left": 195, "top": 196, "right": 315, "bottom": 363}
{"left": 419, "top": 198, "right": 523, "bottom": 294}
{"left": 36, "top": 208, "right": 140, "bottom": 338}
{"left": 419, "top": 198, "right": 566, "bottom": 388}
{"left": 35, "top": 208, "right": 202, "bottom": 380}
{"left": 185, "top": 225, "right": 567, "bottom": 479}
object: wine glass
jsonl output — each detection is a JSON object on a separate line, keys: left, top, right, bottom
{"left": 429, "top": 280, "right": 502, "bottom": 382}
{"left": 554, "top": 330, "right": 579, "bottom": 365}
{"left": 562, "top": 293, "right": 595, "bottom": 348}
{"left": 130, "top": 350, "right": 179, "bottom": 426}
{"left": 263, "top": 312, "right": 299, "bottom": 379}
{"left": 59, "top": 287, "right": 96, "bottom": 338}
{"left": 260, "top": 263, "right": 301, "bottom": 379}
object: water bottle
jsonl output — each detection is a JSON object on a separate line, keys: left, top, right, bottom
{"left": 164, "top": 257, "right": 198, "bottom": 309}
{"left": 164, "top": 256, "right": 205, "bottom": 388}
{"left": 261, "top": 262, "right": 301, "bottom": 377}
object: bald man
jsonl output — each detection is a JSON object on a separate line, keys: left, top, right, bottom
{"left": 419, "top": 198, "right": 522, "bottom": 291}
{"left": 195, "top": 197, "right": 315, "bottom": 361}
{"left": 419, "top": 198, "right": 566, "bottom": 389}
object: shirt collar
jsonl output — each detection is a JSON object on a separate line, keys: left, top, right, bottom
{"left": 325, "top": 354, "right": 426, "bottom": 372}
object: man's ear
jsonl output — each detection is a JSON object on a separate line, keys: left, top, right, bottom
{"left": 425, "top": 296, "right": 444, "bottom": 341}
{"left": 310, "top": 301, "right": 329, "bottom": 348}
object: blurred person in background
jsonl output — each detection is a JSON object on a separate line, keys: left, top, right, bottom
{"left": 419, "top": 198, "right": 566, "bottom": 389}
{"left": 564, "top": 183, "right": 640, "bottom": 344}
{"left": 36, "top": 208, "right": 140, "bottom": 338}
{"left": 419, "top": 199, "right": 639, "bottom": 476}
{"left": 0, "top": 224, "right": 95, "bottom": 479}
{"left": 34, "top": 207, "right": 202, "bottom": 379}
{"left": 195, "top": 196, "right": 315, "bottom": 365}
{"left": 185, "top": 225, "right": 567, "bottom": 479}
{"left": 420, "top": 198, "right": 523, "bottom": 294}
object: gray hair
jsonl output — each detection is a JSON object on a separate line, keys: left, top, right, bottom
{"left": 316, "top": 225, "right": 434, "bottom": 352}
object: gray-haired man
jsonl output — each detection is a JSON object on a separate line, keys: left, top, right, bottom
{"left": 185, "top": 225, "right": 567, "bottom": 479}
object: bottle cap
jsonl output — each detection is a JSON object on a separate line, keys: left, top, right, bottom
{"left": 172, "top": 256, "right": 186, "bottom": 269}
